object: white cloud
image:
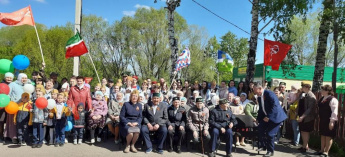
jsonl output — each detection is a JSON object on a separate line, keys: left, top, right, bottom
{"left": 34, "top": 0, "right": 45, "bottom": 3}
{"left": 122, "top": 11, "right": 136, "bottom": 16}
{"left": 0, "top": 0, "right": 10, "bottom": 4}
{"left": 134, "top": 4, "right": 150, "bottom": 10}
{"left": 104, "top": 18, "right": 108, "bottom": 22}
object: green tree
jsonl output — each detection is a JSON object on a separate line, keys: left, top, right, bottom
{"left": 312, "top": 0, "right": 333, "bottom": 92}
{"left": 245, "top": 0, "right": 314, "bottom": 90}
{"left": 220, "top": 31, "right": 249, "bottom": 68}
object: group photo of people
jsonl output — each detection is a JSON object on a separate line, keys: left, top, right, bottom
{"left": 1, "top": 0, "right": 344, "bottom": 157}
{"left": 0, "top": 70, "right": 340, "bottom": 157}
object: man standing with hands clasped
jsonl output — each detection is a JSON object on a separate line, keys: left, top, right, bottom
{"left": 254, "top": 83, "right": 287, "bottom": 157}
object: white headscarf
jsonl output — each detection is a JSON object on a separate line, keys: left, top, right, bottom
{"left": 16, "top": 73, "right": 28, "bottom": 85}
{"left": 211, "top": 95, "right": 219, "bottom": 106}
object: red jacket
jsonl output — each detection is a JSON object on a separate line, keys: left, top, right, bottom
{"left": 68, "top": 85, "right": 92, "bottom": 111}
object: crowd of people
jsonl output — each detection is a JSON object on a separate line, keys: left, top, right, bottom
{"left": 0, "top": 69, "right": 339, "bottom": 157}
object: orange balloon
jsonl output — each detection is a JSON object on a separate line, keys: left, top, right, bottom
{"left": 5, "top": 101, "right": 18, "bottom": 114}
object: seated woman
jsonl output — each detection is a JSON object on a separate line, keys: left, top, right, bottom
{"left": 119, "top": 90, "right": 142, "bottom": 153}
{"left": 88, "top": 91, "right": 108, "bottom": 143}
{"left": 229, "top": 96, "right": 246, "bottom": 146}
{"left": 244, "top": 97, "right": 259, "bottom": 124}
{"left": 106, "top": 92, "right": 124, "bottom": 144}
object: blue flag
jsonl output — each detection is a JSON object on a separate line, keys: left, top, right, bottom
{"left": 217, "top": 50, "right": 233, "bottom": 72}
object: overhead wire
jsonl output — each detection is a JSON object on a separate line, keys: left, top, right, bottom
{"left": 191, "top": 0, "right": 264, "bottom": 41}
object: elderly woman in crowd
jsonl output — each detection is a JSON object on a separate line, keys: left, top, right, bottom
{"left": 6, "top": 73, "right": 31, "bottom": 144}
{"left": 120, "top": 90, "right": 142, "bottom": 153}
{"left": 229, "top": 96, "right": 246, "bottom": 146}
{"left": 239, "top": 93, "right": 250, "bottom": 108}
{"left": 88, "top": 91, "right": 108, "bottom": 143}
{"left": 315, "top": 85, "right": 339, "bottom": 157}
{"left": 244, "top": 97, "right": 259, "bottom": 123}
{"left": 106, "top": 92, "right": 124, "bottom": 144}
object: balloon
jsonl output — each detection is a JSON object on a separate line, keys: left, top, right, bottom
{"left": 0, "top": 59, "right": 14, "bottom": 74}
{"left": 35, "top": 97, "right": 48, "bottom": 109}
{"left": 12, "top": 55, "right": 30, "bottom": 70}
{"left": 0, "top": 94, "right": 10, "bottom": 107}
{"left": 23, "top": 84, "right": 35, "bottom": 94}
{"left": 47, "top": 99, "right": 56, "bottom": 110}
{"left": 5, "top": 101, "right": 19, "bottom": 114}
{"left": 0, "top": 83, "right": 10, "bottom": 95}
{"left": 65, "top": 121, "right": 73, "bottom": 131}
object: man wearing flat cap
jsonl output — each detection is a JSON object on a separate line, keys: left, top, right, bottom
{"left": 142, "top": 93, "right": 168, "bottom": 154}
{"left": 167, "top": 97, "right": 186, "bottom": 153}
{"left": 209, "top": 99, "right": 237, "bottom": 157}
{"left": 187, "top": 97, "right": 211, "bottom": 151}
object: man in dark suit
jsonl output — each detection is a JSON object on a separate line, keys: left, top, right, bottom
{"left": 209, "top": 99, "right": 237, "bottom": 157}
{"left": 254, "top": 83, "right": 287, "bottom": 157}
{"left": 142, "top": 93, "right": 168, "bottom": 154}
{"left": 167, "top": 97, "right": 186, "bottom": 154}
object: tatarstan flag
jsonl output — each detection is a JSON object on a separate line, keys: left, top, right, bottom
{"left": 65, "top": 32, "right": 88, "bottom": 58}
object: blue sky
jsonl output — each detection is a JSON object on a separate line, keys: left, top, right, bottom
{"left": 0, "top": 0, "right": 319, "bottom": 64}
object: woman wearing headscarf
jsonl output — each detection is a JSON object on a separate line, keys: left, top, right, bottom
{"left": 1, "top": 72, "right": 14, "bottom": 85}
{"left": 239, "top": 93, "right": 250, "bottom": 108}
{"left": 5, "top": 73, "right": 31, "bottom": 144}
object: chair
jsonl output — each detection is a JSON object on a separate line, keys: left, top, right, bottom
{"left": 233, "top": 115, "right": 256, "bottom": 150}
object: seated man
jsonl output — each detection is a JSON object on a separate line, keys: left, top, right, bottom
{"left": 209, "top": 99, "right": 237, "bottom": 157}
{"left": 142, "top": 93, "right": 168, "bottom": 154}
{"left": 187, "top": 97, "right": 211, "bottom": 152}
{"left": 167, "top": 97, "right": 187, "bottom": 154}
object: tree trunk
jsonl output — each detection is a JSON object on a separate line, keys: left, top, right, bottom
{"left": 166, "top": 1, "right": 180, "bottom": 82}
{"left": 332, "top": 0, "right": 338, "bottom": 93}
{"left": 245, "top": 0, "right": 259, "bottom": 91}
{"left": 312, "top": 0, "right": 333, "bottom": 92}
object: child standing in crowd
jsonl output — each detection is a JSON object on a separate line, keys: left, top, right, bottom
{"left": 88, "top": 91, "right": 108, "bottom": 143}
{"left": 51, "top": 89, "right": 59, "bottom": 101}
{"left": 31, "top": 91, "right": 48, "bottom": 148}
{"left": 101, "top": 86, "right": 108, "bottom": 102}
{"left": 50, "top": 93, "right": 71, "bottom": 147}
{"left": 73, "top": 103, "right": 86, "bottom": 145}
{"left": 14, "top": 93, "right": 32, "bottom": 146}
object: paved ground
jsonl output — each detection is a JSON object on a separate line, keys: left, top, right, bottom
{"left": 0, "top": 138, "right": 322, "bottom": 157}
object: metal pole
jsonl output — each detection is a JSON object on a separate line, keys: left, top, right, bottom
{"left": 73, "top": 0, "right": 82, "bottom": 76}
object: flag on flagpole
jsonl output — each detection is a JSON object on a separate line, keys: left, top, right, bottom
{"left": 0, "top": 6, "right": 35, "bottom": 26}
{"left": 264, "top": 39, "right": 292, "bottom": 70}
{"left": 175, "top": 48, "right": 191, "bottom": 72}
{"left": 217, "top": 50, "right": 234, "bottom": 72}
{"left": 65, "top": 31, "right": 88, "bottom": 59}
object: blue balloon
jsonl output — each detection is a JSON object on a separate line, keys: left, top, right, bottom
{"left": 65, "top": 121, "right": 73, "bottom": 131}
{"left": 12, "top": 55, "right": 30, "bottom": 70}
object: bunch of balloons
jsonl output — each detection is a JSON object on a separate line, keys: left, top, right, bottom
{"left": 0, "top": 55, "right": 31, "bottom": 113}
{"left": 0, "top": 55, "right": 30, "bottom": 74}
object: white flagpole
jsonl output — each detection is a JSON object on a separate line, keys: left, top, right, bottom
{"left": 87, "top": 53, "right": 101, "bottom": 83}
{"left": 33, "top": 25, "right": 45, "bottom": 63}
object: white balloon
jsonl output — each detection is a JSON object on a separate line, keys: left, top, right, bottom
{"left": 23, "top": 84, "right": 35, "bottom": 94}
{"left": 47, "top": 99, "right": 56, "bottom": 110}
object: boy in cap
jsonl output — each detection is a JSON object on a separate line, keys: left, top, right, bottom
{"left": 209, "top": 99, "right": 237, "bottom": 157}
{"left": 14, "top": 93, "right": 32, "bottom": 146}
